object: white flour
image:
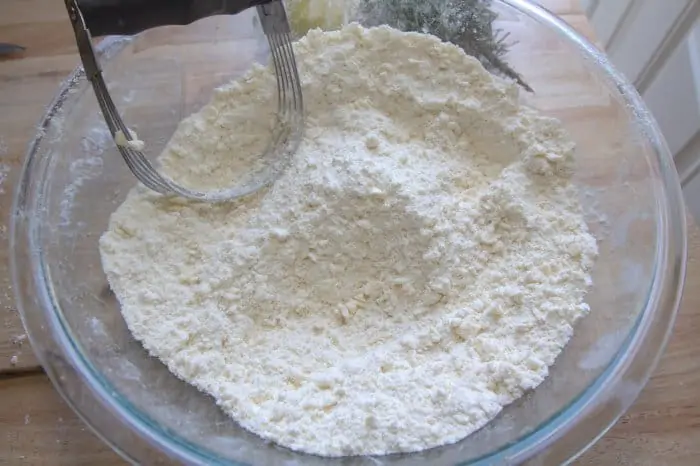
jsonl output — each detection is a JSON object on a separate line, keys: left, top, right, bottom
{"left": 100, "top": 25, "right": 598, "bottom": 456}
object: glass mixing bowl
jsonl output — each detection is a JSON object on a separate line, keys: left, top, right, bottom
{"left": 11, "top": 0, "right": 686, "bottom": 464}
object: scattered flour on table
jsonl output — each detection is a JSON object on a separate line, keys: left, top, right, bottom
{"left": 0, "top": 164, "right": 10, "bottom": 195}
{"left": 99, "top": 25, "right": 598, "bottom": 456}
{"left": 0, "top": 135, "right": 8, "bottom": 194}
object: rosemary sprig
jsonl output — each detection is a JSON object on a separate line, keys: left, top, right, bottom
{"left": 357, "top": 0, "right": 532, "bottom": 92}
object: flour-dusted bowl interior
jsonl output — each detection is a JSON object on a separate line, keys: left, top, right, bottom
{"left": 11, "top": 1, "right": 685, "bottom": 465}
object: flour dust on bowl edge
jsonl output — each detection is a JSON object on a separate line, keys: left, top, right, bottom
{"left": 10, "top": 1, "right": 685, "bottom": 465}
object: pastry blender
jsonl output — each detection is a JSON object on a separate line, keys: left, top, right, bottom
{"left": 64, "top": 0, "right": 303, "bottom": 201}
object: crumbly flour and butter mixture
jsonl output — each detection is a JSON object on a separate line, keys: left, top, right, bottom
{"left": 100, "top": 25, "right": 598, "bottom": 456}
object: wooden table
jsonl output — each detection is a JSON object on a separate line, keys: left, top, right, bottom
{"left": 1, "top": 0, "right": 699, "bottom": 464}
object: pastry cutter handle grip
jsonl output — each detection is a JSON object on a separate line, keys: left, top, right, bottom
{"left": 68, "top": 0, "right": 275, "bottom": 36}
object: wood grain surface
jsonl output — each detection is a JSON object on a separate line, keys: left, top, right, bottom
{"left": 1, "top": 0, "right": 698, "bottom": 464}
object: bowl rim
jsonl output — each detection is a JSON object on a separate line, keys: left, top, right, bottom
{"left": 10, "top": 1, "right": 687, "bottom": 464}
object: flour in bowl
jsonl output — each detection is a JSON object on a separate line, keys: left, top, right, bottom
{"left": 99, "top": 24, "right": 598, "bottom": 456}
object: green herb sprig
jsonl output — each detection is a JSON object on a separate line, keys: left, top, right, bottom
{"left": 357, "top": 0, "right": 532, "bottom": 91}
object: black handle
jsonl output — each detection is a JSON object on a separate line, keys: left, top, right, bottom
{"left": 77, "top": 0, "right": 273, "bottom": 36}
